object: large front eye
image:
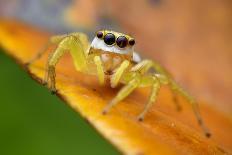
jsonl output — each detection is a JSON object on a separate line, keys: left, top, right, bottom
{"left": 116, "top": 36, "right": 128, "bottom": 48}
{"left": 104, "top": 33, "right": 115, "bottom": 45}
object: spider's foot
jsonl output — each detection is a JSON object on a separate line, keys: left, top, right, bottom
{"left": 102, "top": 101, "right": 115, "bottom": 115}
{"left": 101, "top": 108, "right": 109, "bottom": 115}
{"left": 42, "top": 80, "right": 47, "bottom": 86}
{"left": 47, "top": 83, "right": 57, "bottom": 95}
{"left": 206, "top": 132, "right": 211, "bottom": 138}
{"left": 137, "top": 117, "right": 144, "bottom": 122}
{"left": 137, "top": 114, "right": 145, "bottom": 122}
{"left": 24, "top": 62, "right": 31, "bottom": 68}
{"left": 51, "top": 89, "right": 57, "bottom": 95}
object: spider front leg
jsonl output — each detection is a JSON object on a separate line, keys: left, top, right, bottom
{"left": 93, "top": 56, "right": 130, "bottom": 86}
{"left": 93, "top": 56, "right": 105, "bottom": 85}
{"left": 110, "top": 60, "right": 130, "bottom": 88}
{"left": 44, "top": 47, "right": 65, "bottom": 93}
{"left": 102, "top": 73, "right": 141, "bottom": 114}
{"left": 45, "top": 34, "right": 89, "bottom": 93}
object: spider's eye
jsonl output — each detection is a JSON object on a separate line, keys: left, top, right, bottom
{"left": 129, "top": 39, "right": 135, "bottom": 46}
{"left": 104, "top": 33, "right": 115, "bottom": 45}
{"left": 116, "top": 36, "right": 128, "bottom": 48}
{"left": 97, "top": 31, "right": 103, "bottom": 39}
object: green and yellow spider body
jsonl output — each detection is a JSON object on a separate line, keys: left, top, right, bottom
{"left": 30, "top": 30, "right": 211, "bottom": 137}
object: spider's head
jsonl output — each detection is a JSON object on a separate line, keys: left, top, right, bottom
{"left": 90, "top": 30, "right": 136, "bottom": 55}
{"left": 90, "top": 30, "right": 140, "bottom": 62}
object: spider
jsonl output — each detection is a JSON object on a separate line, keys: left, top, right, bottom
{"left": 27, "top": 30, "right": 211, "bottom": 137}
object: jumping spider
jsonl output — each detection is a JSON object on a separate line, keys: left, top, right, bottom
{"left": 28, "top": 30, "right": 211, "bottom": 137}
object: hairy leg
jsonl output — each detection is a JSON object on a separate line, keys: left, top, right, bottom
{"left": 26, "top": 34, "right": 67, "bottom": 66}
{"left": 102, "top": 74, "right": 141, "bottom": 114}
{"left": 131, "top": 60, "right": 182, "bottom": 110}
{"left": 131, "top": 59, "right": 210, "bottom": 137}
{"left": 151, "top": 61, "right": 211, "bottom": 136}
{"left": 170, "top": 80, "right": 211, "bottom": 137}
{"left": 26, "top": 32, "right": 89, "bottom": 66}
{"left": 45, "top": 34, "right": 89, "bottom": 93}
{"left": 45, "top": 46, "right": 66, "bottom": 92}
{"left": 110, "top": 60, "right": 130, "bottom": 88}
{"left": 94, "top": 56, "right": 105, "bottom": 85}
{"left": 137, "top": 75, "right": 160, "bottom": 121}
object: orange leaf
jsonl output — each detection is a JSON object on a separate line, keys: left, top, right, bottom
{"left": 0, "top": 19, "right": 231, "bottom": 155}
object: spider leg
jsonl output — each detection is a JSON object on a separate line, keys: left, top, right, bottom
{"left": 102, "top": 73, "right": 141, "bottom": 114}
{"left": 131, "top": 60, "right": 182, "bottom": 111}
{"left": 132, "top": 59, "right": 211, "bottom": 137}
{"left": 151, "top": 60, "right": 211, "bottom": 137}
{"left": 150, "top": 60, "right": 183, "bottom": 110}
{"left": 94, "top": 56, "right": 105, "bottom": 85}
{"left": 170, "top": 80, "right": 211, "bottom": 137}
{"left": 45, "top": 33, "right": 89, "bottom": 93}
{"left": 110, "top": 60, "right": 130, "bottom": 88}
{"left": 137, "top": 75, "right": 160, "bottom": 121}
{"left": 25, "top": 34, "right": 67, "bottom": 66}
{"left": 155, "top": 73, "right": 182, "bottom": 111}
{"left": 45, "top": 45, "right": 67, "bottom": 93}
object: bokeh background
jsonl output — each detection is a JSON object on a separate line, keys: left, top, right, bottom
{"left": 0, "top": 0, "right": 231, "bottom": 154}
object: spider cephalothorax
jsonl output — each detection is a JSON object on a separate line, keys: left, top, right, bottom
{"left": 88, "top": 30, "right": 141, "bottom": 75}
{"left": 90, "top": 30, "right": 141, "bottom": 63}
{"left": 27, "top": 30, "right": 211, "bottom": 137}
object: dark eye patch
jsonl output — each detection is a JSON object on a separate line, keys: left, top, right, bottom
{"left": 116, "top": 36, "right": 128, "bottom": 48}
{"left": 97, "top": 31, "right": 103, "bottom": 38}
{"left": 129, "top": 39, "right": 135, "bottom": 46}
{"left": 104, "top": 33, "right": 115, "bottom": 45}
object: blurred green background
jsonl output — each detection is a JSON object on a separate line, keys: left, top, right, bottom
{"left": 0, "top": 50, "right": 118, "bottom": 155}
